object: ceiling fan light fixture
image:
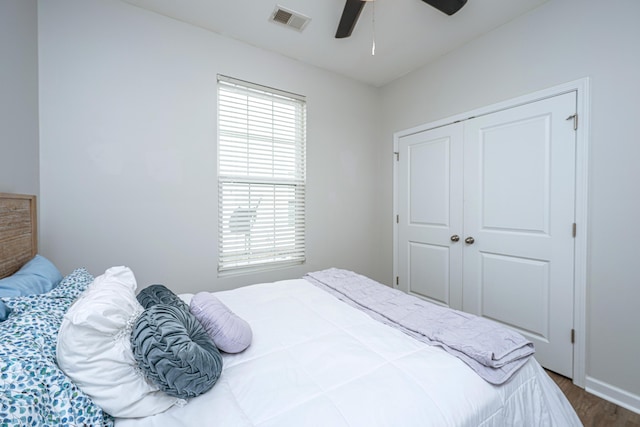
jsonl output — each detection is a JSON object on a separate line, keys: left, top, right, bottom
{"left": 421, "top": 0, "right": 468, "bottom": 16}
{"left": 336, "top": 0, "right": 467, "bottom": 39}
{"left": 335, "top": 0, "right": 366, "bottom": 39}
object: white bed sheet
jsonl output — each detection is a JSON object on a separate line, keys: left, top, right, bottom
{"left": 116, "top": 279, "right": 581, "bottom": 427}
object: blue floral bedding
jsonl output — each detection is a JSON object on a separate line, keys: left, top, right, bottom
{"left": 0, "top": 268, "right": 113, "bottom": 427}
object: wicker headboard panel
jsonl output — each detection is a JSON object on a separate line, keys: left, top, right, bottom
{"left": 0, "top": 193, "right": 37, "bottom": 279}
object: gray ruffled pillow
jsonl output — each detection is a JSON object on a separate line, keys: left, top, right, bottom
{"left": 131, "top": 304, "right": 223, "bottom": 399}
{"left": 137, "top": 284, "right": 189, "bottom": 312}
{"left": 190, "top": 292, "right": 252, "bottom": 354}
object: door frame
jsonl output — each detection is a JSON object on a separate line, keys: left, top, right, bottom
{"left": 392, "top": 78, "right": 590, "bottom": 387}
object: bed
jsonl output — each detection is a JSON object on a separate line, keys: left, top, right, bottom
{"left": 0, "top": 193, "right": 582, "bottom": 426}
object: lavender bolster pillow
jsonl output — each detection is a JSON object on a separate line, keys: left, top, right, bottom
{"left": 190, "top": 292, "right": 252, "bottom": 354}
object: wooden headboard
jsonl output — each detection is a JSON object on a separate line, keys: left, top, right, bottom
{"left": 0, "top": 193, "right": 37, "bottom": 279}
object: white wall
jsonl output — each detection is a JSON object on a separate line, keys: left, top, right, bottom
{"left": 0, "top": 0, "right": 39, "bottom": 196}
{"left": 38, "top": 0, "right": 382, "bottom": 291}
{"left": 378, "top": 0, "right": 640, "bottom": 411}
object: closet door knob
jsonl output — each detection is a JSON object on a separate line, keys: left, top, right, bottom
{"left": 465, "top": 236, "right": 475, "bottom": 244}
{"left": 450, "top": 235, "right": 460, "bottom": 242}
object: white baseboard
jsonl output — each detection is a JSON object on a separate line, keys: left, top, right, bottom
{"left": 585, "top": 376, "right": 640, "bottom": 415}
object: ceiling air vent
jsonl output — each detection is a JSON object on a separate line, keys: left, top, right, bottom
{"left": 270, "top": 6, "right": 310, "bottom": 32}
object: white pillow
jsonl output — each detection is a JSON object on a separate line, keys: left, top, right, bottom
{"left": 56, "top": 266, "right": 182, "bottom": 418}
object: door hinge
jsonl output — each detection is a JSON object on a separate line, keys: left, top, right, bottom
{"left": 566, "top": 114, "right": 578, "bottom": 131}
{"left": 394, "top": 151, "right": 399, "bottom": 161}
{"left": 571, "top": 329, "right": 575, "bottom": 344}
{"left": 572, "top": 223, "right": 577, "bottom": 238}
{"left": 396, "top": 276, "right": 399, "bottom": 286}
{"left": 396, "top": 214, "right": 399, "bottom": 224}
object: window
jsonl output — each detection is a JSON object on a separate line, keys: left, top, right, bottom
{"left": 217, "top": 75, "right": 306, "bottom": 274}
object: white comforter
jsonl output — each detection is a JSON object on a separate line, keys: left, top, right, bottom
{"left": 116, "top": 279, "right": 581, "bottom": 427}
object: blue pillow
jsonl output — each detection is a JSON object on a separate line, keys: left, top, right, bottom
{"left": 137, "top": 284, "right": 190, "bottom": 312}
{"left": 0, "top": 255, "right": 63, "bottom": 298}
{"left": 131, "top": 304, "right": 223, "bottom": 399}
{"left": 0, "top": 300, "right": 11, "bottom": 322}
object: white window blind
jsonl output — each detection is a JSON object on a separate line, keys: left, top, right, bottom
{"left": 217, "top": 75, "right": 306, "bottom": 273}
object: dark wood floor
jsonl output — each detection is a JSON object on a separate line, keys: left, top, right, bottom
{"left": 546, "top": 370, "right": 640, "bottom": 427}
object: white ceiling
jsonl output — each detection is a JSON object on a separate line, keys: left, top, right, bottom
{"left": 122, "top": 0, "right": 548, "bottom": 87}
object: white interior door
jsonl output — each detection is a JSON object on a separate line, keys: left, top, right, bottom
{"left": 462, "top": 92, "right": 577, "bottom": 377}
{"left": 397, "top": 124, "right": 463, "bottom": 309}
{"left": 396, "top": 91, "right": 577, "bottom": 377}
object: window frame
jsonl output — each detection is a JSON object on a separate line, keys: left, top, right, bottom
{"left": 217, "top": 75, "right": 307, "bottom": 275}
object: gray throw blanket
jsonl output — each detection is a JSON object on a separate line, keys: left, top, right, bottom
{"left": 304, "top": 268, "right": 534, "bottom": 385}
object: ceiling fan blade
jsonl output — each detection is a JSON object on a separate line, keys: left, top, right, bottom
{"left": 421, "top": 0, "right": 467, "bottom": 15}
{"left": 335, "top": 0, "right": 367, "bottom": 39}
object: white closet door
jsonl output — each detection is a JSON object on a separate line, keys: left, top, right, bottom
{"left": 462, "top": 92, "right": 576, "bottom": 377}
{"left": 397, "top": 124, "right": 464, "bottom": 309}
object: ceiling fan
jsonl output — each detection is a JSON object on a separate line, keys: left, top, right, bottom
{"left": 335, "top": 0, "right": 468, "bottom": 38}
